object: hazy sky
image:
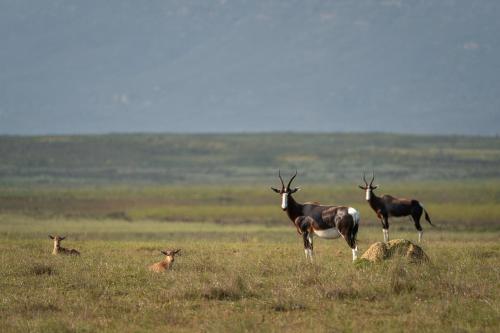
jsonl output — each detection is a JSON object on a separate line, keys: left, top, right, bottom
{"left": 1, "top": 0, "right": 499, "bottom": 135}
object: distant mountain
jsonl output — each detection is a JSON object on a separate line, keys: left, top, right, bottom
{"left": 1, "top": 0, "right": 499, "bottom": 135}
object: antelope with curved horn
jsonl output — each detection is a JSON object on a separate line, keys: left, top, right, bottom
{"left": 359, "top": 172, "right": 434, "bottom": 243}
{"left": 271, "top": 170, "right": 360, "bottom": 261}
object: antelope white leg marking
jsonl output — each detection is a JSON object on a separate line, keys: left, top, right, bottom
{"left": 281, "top": 193, "right": 288, "bottom": 209}
{"left": 418, "top": 230, "right": 423, "bottom": 243}
{"left": 365, "top": 189, "right": 371, "bottom": 201}
{"left": 304, "top": 249, "right": 313, "bottom": 261}
{"left": 308, "top": 235, "right": 314, "bottom": 262}
{"left": 348, "top": 207, "right": 360, "bottom": 225}
{"left": 352, "top": 247, "right": 358, "bottom": 261}
{"left": 383, "top": 229, "right": 389, "bottom": 242}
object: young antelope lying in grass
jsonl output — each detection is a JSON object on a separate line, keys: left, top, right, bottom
{"left": 49, "top": 235, "right": 80, "bottom": 255}
{"left": 148, "top": 249, "right": 181, "bottom": 272}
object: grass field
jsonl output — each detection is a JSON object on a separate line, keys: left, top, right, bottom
{"left": 1, "top": 133, "right": 499, "bottom": 332}
{"left": 1, "top": 182, "right": 500, "bottom": 229}
{"left": 1, "top": 183, "right": 500, "bottom": 332}
{"left": 1, "top": 219, "right": 499, "bottom": 332}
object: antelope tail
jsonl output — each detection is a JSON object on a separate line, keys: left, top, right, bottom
{"left": 423, "top": 208, "right": 435, "bottom": 227}
{"left": 346, "top": 207, "right": 360, "bottom": 248}
{"left": 348, "top": 223, "right": 359, "bottom": 249}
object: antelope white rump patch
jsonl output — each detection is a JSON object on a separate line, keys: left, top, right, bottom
{"left": 314, "top": 228, "right": 341, "bottom": 239}
{"left": 348, "top": 207, "right": 360, "bottom": 224}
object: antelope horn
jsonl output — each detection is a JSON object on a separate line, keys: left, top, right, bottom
{"left": 287, "top": 170, "right": 298, "bottom": 189}
{"left": 370, "top": 171, "right": 375, "bottom": 187}
{"left": 278, "top": 169, "right": 285, "bottom": 188}
{"left": 362, "top": 172, "right": 368, "bottom": 185}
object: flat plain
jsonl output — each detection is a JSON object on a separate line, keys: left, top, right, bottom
{"left": 1, "top": 133, "right": 499, "bottom": 332}
{"left": 1, "top": 184, "right": 499, "bottom": 333}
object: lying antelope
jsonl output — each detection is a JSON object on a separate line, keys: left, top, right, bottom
{"left": 271, "top": 170, "right": 360, "bottom": 261}
{"left": 148, "top": 249, "right": 181, "bottom": 272}
{"left": 49, "top": 235, "right": 80, "bottom": 255}
{"left": 359, "top": 172, "right": 434, "bottom": 243}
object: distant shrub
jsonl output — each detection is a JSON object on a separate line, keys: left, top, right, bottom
{"left": 106, "top": 211, "right": 132, "bottom": 221}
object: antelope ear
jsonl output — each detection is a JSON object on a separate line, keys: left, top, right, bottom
{"left": 48, "top": 235, "right": 54, "bottom": 239}
{"left": 270, "top": 187, "right": 280, "bottom": 193}
{"left": 60, "top": 236, "right": 66, "bottom": 240}
{"left": 161, "top": 250, "right": 168, "bottom": 255}
{"left": 290, "top": 187, "right": 300, "bottom": 193}
{"left": 174, "top": 249, "right": 181, "bottom": 255}
{"left": 372, "top": 185, "right": 379, "bottom": 190}
{"left": 358, "top": 185, "right": 365, "bottom": 189}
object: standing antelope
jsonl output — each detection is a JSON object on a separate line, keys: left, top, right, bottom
{"left": 358, "top": 172, "right": 434, "bottom": 243}
{"left": 271, "top": 170, "right": 360, "bottom": 261}
{"left": 48, "top": 235, "right": 80, "bottom": 255}
{"left": 148, "top": 249, "right": 181, "bottom": 272}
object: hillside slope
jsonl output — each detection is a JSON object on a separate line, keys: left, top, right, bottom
{"left": 1, "top": 133, "right": 499, "bottom": 184}
{"left": 1, "top": 0, "right": 499, "bottom": 135}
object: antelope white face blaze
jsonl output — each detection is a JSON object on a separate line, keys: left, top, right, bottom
{"left": 365, "top": 189, "right": 371, "bottom": 201}
{"left": 281, "top": 192, "right": 288, "bottom": 209}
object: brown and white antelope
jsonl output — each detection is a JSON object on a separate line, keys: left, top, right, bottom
{"left": 148, "top": 249, "right": 181, "bottom": 272}
{"left": 271, "top": 170, "right": 360, "bottom": 261}
{"left": 48, "top": 235, "right": 80, "bottom": 255}
{"left": 358, "top": 172, "right": 434, "bottom": 243}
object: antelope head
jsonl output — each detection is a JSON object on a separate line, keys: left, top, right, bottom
{"left": 358, "top": 172, "right": 379, "bottom": 201}
{"left": 160, "top": 249, "right": 181, "bottom": 262}
{"left": 48, "top": 235, "right": 66, "bottom": 247}
{"left": 271, "top": 170, "right": 300, "bottom": 210}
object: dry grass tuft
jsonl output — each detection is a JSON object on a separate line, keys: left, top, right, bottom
{"left": 201, "top": 275, "right": 250, "bottom": 301}
{"left": 273, "top": 301, "right": 307, "bottom": 312}
{"left": 25, "top": 303, "right": 60, "bottom": 313}
{"left": 361, "top": 239, "right": 429, "bottom": 263}
{"left": 388, "top": 261, "right": 416, "bottom": 294}
{"left": 324, "top": 287, "right": 358, "bottom": 300}
{"left": 29, "top": 263, "right": 55, "bottom": 276}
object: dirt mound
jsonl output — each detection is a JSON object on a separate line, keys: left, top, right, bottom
{"left": 361, "top": 239, "right": 429, "bottom": 263}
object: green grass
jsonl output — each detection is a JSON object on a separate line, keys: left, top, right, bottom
{"left": 1, "top": 181, "right": 499, "bottom": 332}
{"left": 1, "top": 221, "right": 499, "bottom": 332}
{"left": 2, "top": 182, "right": 500, "bottom": 228}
